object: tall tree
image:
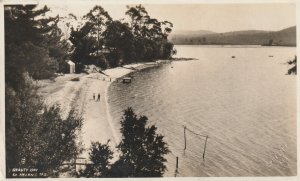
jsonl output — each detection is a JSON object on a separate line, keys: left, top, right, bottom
{"left": 111, "top": 107, "right": 170, "bottom": 177}
{"left": 5, "top": 5, "right": 83, "bottom": 177}
{"left": 125, "top": 5, "right": 148, "bottom": 37}
{"left": 103, "top": 20, "right": 136, "bottom": 66}
{"left": 77, "top": 141, "right": 113, "bottom": 177}
{"left": 78, "top": 108, "right": 170, "bottom": 177}
{"left": 83, "top": 6, "right": 112, "bottom": 55}
{"left": 6, "top": 73, "right": 83, "bottom": 177}
{"left": 5, "top": 5, "right": 70, "bottom": 80}
{"left": 125, "top": 5, "right": 175, "bottom": 60}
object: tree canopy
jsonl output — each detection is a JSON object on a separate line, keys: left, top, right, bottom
{"left": 113, "top": 107, "right": 170, "bottom": 177}
{"left": 69, "top": 5, "right": 175, "bottom": 71}
{"left": 78, "top": 108, "right": 169, "bottom": 177}
{"left": 5, "top": 5, "right": 83, "bottom": 177}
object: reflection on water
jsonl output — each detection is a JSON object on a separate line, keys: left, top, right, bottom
{"left": 108, "top": 45, "right": 296, "bottom": 176}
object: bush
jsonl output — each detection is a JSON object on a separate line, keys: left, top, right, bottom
{"left": 287, "top": 56, "right": 297, "bottom": 75}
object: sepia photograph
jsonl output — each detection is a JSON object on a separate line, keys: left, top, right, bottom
{"left": 2, "top": 0, "right": 297, "bottom": 179}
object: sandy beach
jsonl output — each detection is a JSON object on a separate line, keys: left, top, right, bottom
{"left": 38, "top": 63, "right": 157, "bottom": 159}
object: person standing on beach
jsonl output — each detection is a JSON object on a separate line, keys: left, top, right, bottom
{"left": 93, "top": 93, "right": 95, "bottom": 100}
{"left": 97, "top": 93, "right": 100, "bottom": 101}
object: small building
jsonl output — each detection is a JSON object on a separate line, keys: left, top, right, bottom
{"left": 67, "top": 60, "right": 75, "bottom": 74}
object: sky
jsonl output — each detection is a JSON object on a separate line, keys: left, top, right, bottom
{"left": 42, "top": 3, "right": 296, "bottom": 33}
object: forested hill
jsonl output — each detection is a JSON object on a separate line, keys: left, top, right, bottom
{"left": 169, "top": 26, "right": 296, "bottom": 46}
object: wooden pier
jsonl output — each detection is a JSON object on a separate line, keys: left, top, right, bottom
{"left": 122, "top": 77, "right": 132, "bottom": 83}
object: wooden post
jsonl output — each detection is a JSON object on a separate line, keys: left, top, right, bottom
{"left": 74, "top": 157, "right": 76, "bottom": 173}
{"left": 176, "top": 156, "right": 179, "bottom": 169}
{"left": 203, "top": 136, "right": 208, "bottom": 159}
{"left": 184, "top": 126, "right": 186, "bottom": 150}
{"left": 175, "top": 156, "right": 179, "bottom": 177}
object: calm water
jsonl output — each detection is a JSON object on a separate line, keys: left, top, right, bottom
{"left": 108, "top": 45, "right": 296, "bottom": 176}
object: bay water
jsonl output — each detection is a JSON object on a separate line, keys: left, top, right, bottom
{"left": 108, "top": 45, "right": 296, "bottom": 176}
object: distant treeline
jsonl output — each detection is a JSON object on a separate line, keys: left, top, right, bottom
{"left": 69, "top": 5, "right": 175, "bottom": 72}
{"left": 5, "top": 5, "right": 175, "bottom": 80}
{"left": 170, "top": 26, "right": 296, "bottom": 46}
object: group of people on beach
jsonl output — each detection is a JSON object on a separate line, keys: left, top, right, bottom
{"left": 93, "top": 93, "right": 101, "bottom": 101}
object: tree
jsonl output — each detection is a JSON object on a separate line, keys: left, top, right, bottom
{"left": 125, "top": 5, "right": 175, "bottom": 60}
{"left": 83, "top": 6, "right": 112, "bottom": 55}
{"left": 77, "top": 141, "right": 113, "bottom": 177}
{"left": 111, "top": 107, "right": 170, "bottom": 177}
{"left": 125, "top": 5, "right": 148, "bottom": 37}
{"left": 69, "top": 23, "right": 97, "bottom": 65}
{"left": 68, "top": 4, "right": 175, "bottom": 69}
{"left": 78, "top": 108, "right": 170, "bottom": 177}
{"left": 103, "top": 20, "right": 136, "bottom": 66}
{"left": 68, "top": 6, "right": 113, "bottom": 70}
{"left": 5, "top": 5, "right": 83, "bottom": 177}
{"left": 6, "top": 73, "right": 83, "bottom": 177}
{"left": 5, "top": 5, "right": 70, "bottom": 79}
{"left": 287, "top": 56, "right": 297, "bottom": 75}
{"left": 44, "top": 23, "right": 71, "bottom": 73}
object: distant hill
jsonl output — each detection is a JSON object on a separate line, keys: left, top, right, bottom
{"left": 172, "top": 30, "right": 216, "bottom": 36}
{"left": 169, "top": 26, "right": 296, "bottom": 46}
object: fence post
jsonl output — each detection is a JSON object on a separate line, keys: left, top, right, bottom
{"left": 176, "top": 156, "right": 179, "bottom": 169}
{"left": 203, "top": 136, "right": 208, "bottom": 159}
{"left": 175, "top": 156, "right": 179, "bottom": 177}
{"left": 184, "top": 126, "right": 186, "bottom": 150}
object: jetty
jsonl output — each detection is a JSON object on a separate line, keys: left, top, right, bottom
{"left": 122, "top": 77, "right": 132, "bottom": 83}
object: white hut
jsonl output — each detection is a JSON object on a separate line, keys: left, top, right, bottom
{"left": 67, "top": 60, "right": 75, "bottom": 73}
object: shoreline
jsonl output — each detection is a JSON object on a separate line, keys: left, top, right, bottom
{"left": 38, "top": 62, "right": 159, "bottom": 159}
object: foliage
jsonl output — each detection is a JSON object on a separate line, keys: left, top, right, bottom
{"left": 69, "top": 22, "right": 108, "bottom": 71}
{"left": 125, "top": 5, "right": 174, "bottom": 60}
{"left": 5, "top": 5, "right": 70, "bottom": 78}
{"left": 103, "top": 20, "right": 136, "bottom": 65}
{"left": 77, "top": 141, "right": 113, "bottom": 177}
{"left": 83, "top": 5, "right": 112, "bottom": 43}
{"left": 69, "top": 5, "right": 175, "bottom": 69}
{"left": 78, "top": 107, "right": 169, "bottom": 177}
{"left": 6, "top": 42, "right": 57, "bottom": 81}
{"left": 6, "top": 73, "right": 83, "bottom": 177}
{"left": 44, "top": 24, "right": 71, "bottom": 73}
{"left": 5, "top": 5, "right": 83, "bottom": 177}
{"left": 112, "top": 107, "right": 170, "bottom": 177}
{"left": 287, "top": 56, "right": 297, "bottom": 75}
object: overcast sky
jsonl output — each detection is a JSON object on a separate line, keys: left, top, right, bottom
{"left": 43, "top": 3, "right": 296, "bottom": 33}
